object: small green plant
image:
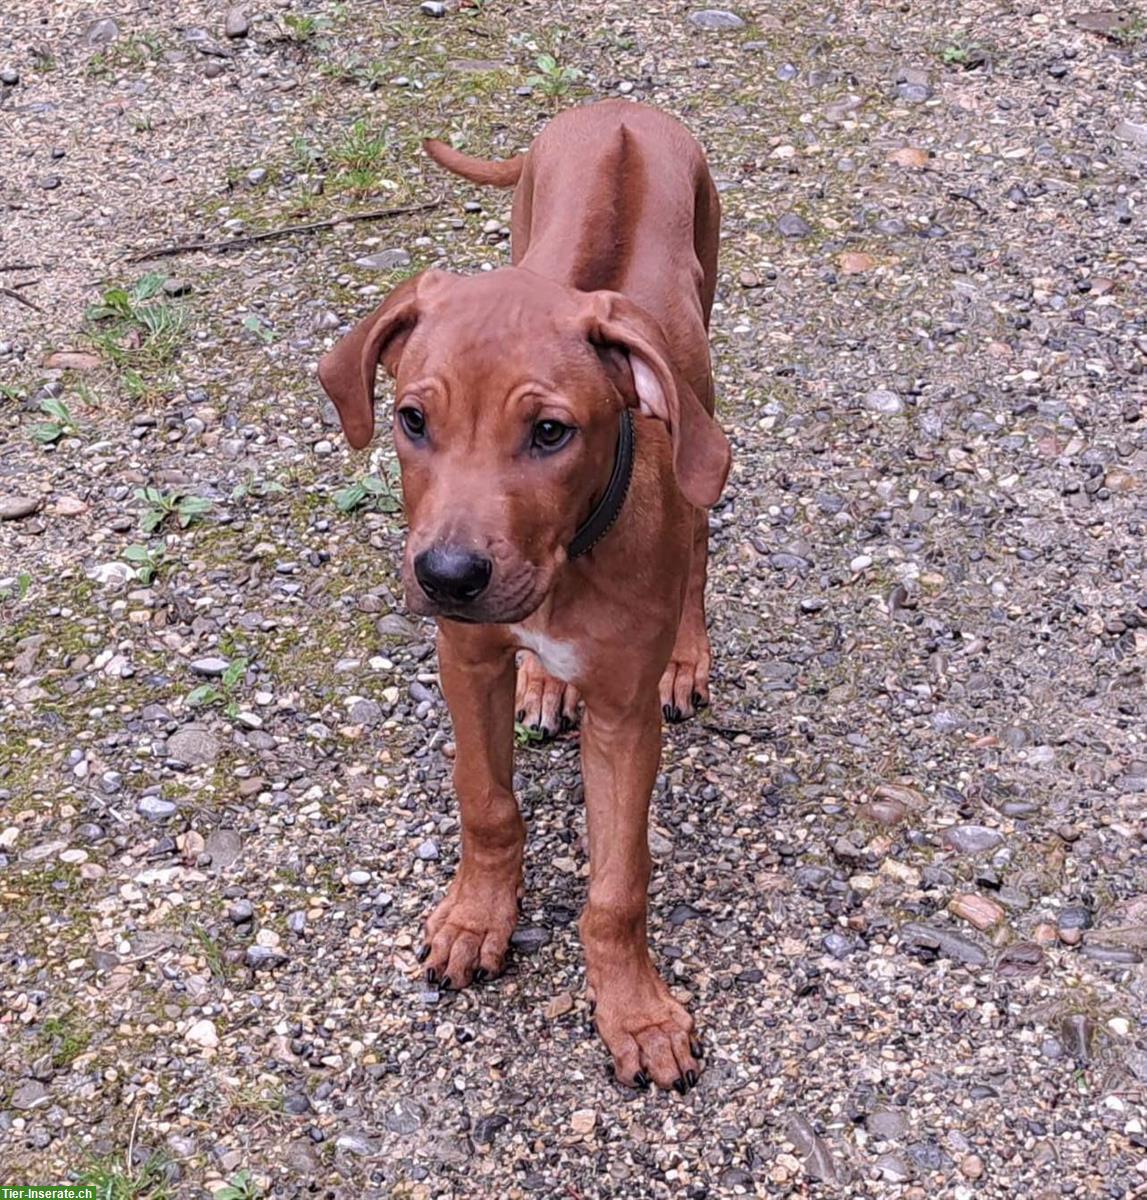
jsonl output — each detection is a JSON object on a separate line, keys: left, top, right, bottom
{"left": 334, "top": 470, "right": 401, "bottom": 515}
{"left": 187, "top": 656, "right": 248, "bottom": 716}
{"left": 230, "top": 476, "right": 287, "bottom": 503}
{"left": 216, "top": 1170, "right": 261, "bottom": 1200}
{"left": 122, "top": 544, "right": 165, "bottom": 585}
{"left": 0, "top": 573, "right": 33, "bottom": 603}
{"left": 514, "top": 721, "right": 547, "bottom": 748}
{"left": 74, "top": 1151, "right": 173, "bottom": 1200}
{"left": 191, "top": 922, "right": 230, "bottom": 981}
{"left": 135, "top": 487, "right": 212, "bottom": 533}
{"left": 241, "top": 314, "right": 277, "bottom": 344}
{"left": 86, "top": 272, "right": 187, "bottom": 369}
{"left": 527, "top": 53, "right": 582, "bottom": 96}
{"left": 283, "top": 13, "right": 321, "bottom": 43}
{"left": 30, "top": 395, "right": 83, "bottom": 444}
{"left": 40, "top": 1012, "right": 92, "bottom": 1067}
{"left": 1113, "top": 15, "right": 1146, "bottom": 44}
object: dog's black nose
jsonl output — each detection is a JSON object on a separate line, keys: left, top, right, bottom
{"left": 414, "top": 547, "right": 493, "bottom": 605}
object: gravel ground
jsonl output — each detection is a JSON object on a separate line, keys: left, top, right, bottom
{"left": 2, "top": 1, "right": 1146, "bottom": 1196}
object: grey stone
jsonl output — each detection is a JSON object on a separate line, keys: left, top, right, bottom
{"left": 0, "top": 494, "right": 41, "bottom": 520}
{"left": 228, "top": 899, "right": 254, "bottom": 924}
{"left": 349, "top": 699, "right": 382, "bottom": 726}
{"left": 335, "top": 1133, "right": 376, "bottom": 1156}
{"left": 385, "top": 1099, "right": 427, "bottom": 1135}
{"left": 899, "top": 922, "right": 988, "bottom": 966}
{"left": 190, "top": 657, "right": 229, "bottom": 677}
{"left": 246, "top": 168, "right": 268, "bottom": 186}
{"left": 287, "top": 910, "right": 307, "bottom": 935}
{"left": 354, "top": 249, "right": 412, "bottom": 271}
{"left": 11, "top": 1080, "right": 50, "bottom": 1110}
{"left": 245, "top": 945, "right": 287, "bottom": 970}
{"left": 205, "top": 829, "right": 242, "bottom": 871}
{"left": 417, "top": 839, "right": 439, "bottom": 860}
{"left": 777, "top": 213, "right": 812, "bottom": 239}
{"left": 138, "top": 796, "right": 177, "bottom": 820}
{"left": 473, "top": 1114, "right": 509, "bottom": 1144}
{"left": 510, "top": 926, "right": 550, "bottom": 954}
{"left": 787, "top": 1115, "right": 845, "bottom": 1183}
{"left": 377, "top": 613, "right": 421, "bottom": 639}
{"left": 86, "top": 18, "right": 120, "bottom": 45}
{"left": 0, "top": 68, "right": 19, "bottom": 86}
{"left": 876, "top": 1153, "right": 912, "bottom": 1182}
{"left": 941, "top": 824, "right": 1004, "bottom": 854}
{"left": 689, "top": 9, "right": 746, "bottom": 30}
{"left": 167, "top": 726, "right": 219, "bottom": 766}
{"left": 420, "top": 0, "right": 447, "bottom": 14}
{"left": 865, "top": 389, "right": 903, "bottom": 414}
{"left": 897, "top": 82, "right": 932, "bottom": 102}
{"left": 867, "top": 1107, "right": 909, "bottom": 1139}
{"left": 1115, "top": 120, "right": 1147, "bottom": 149}
{"left": 224, "top": 8, "right": 249, "bottom": 38}
{"left": 348, "top": 870, "right": 371, "bottom": 886}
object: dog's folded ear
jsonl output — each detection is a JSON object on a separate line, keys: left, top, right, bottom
{"left": 317, "top": 271, "right": 446, "bottom": 450}
{"left": 584, "top": 292, "right": 730, "bottom": 509}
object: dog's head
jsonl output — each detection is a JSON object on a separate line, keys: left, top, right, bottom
{"left": 318, "top": 268, "right": 729, "bottom": 624}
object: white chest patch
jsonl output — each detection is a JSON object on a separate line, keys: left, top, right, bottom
{"left": 510, "top": 626, "right": 582, "bottom": 683}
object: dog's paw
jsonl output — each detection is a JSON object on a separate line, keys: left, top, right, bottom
{"left": 420, "top": 869, "right": 519, "bottom": 991}
{"left": 515, "top": 650, "right": 581, "bottom": 741}
{"left": 590, "top": 964, "right": 701, "bottom": 1093}
{"left": 658, "top": 638, "right": 711, "bottom": 724}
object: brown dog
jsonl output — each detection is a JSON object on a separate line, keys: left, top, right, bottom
{"left": 318, "top": 101, "right": 729, "bottom": 1093}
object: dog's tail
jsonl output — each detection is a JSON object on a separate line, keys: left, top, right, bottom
{"left": 422, "top": 139, "right": 523, "bottom": 188}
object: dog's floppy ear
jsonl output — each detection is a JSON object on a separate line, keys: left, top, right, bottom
{"left": 317, "top": 271, "right": 446, "bottom": 450}
{"left": 584, "top": 292, "right": 730, "bottom": 509}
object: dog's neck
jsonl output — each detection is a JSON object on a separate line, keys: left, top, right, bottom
{"left": 567, "top": 408, "right": 635, "bottom": 560}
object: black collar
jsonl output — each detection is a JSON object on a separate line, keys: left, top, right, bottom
{"left": 568, "top": 408, "right": 635, "bottom": 560}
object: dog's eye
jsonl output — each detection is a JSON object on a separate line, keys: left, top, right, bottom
{"left": 532, "top": 419, "right": 574, "bottom": 452}
{"left": 397, "top": 407, "right": 426, "bottom": 439}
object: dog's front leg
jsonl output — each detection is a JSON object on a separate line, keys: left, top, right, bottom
{"left": 579, "top": 695, "right": 701, "bottom": 1093}
{"left": 420, "top": 627, "right": 524, "bottom": 991}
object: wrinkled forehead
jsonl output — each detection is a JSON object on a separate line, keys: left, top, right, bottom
{"left": 397, "top": 271, "right": 598, "bottom": 396}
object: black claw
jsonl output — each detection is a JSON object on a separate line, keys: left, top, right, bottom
{"left": 634, "top": 1071, "right": 649, "bottom": 1090}
{"left": 516, "top": 709, "right": 526, "bottom": 723}
{"left": 690, "top": 1041, "right": 704, "bottom": 1059}
{"left": 662, "top": 704, "right": 673, "bottom": 721}
{"left": 426, "top": 968, "right": 438, "bottom": 985}
{"left": 673, "top": 1077, "right": 687, "bottom": 1095}
{"left": 670, "top": 705, "right": 683, "bottom": 723}
{"left": 441, "top": 976, "right": 453, "bottom": 991}
{"left": 473, "top": 968, "right": 487, "bottom": 984}
{"left": 588, "top": 1000, "right": 596, "bottom": 1016}
{"left": 560, "top": 715, "right": 571, "bottom": 733}
{"left": 686, "top": 1069, "right": 697, "bottom": 1089}
{"left": 692, "top": 692, "right": 708, "bottom": 710}
{"left": 417, "top": 944, "right": 431, "bottom": 963}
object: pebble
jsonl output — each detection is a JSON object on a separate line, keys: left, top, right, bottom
{"left": 1, "top": 68, "right": 19, "bottom": 86}
{"left": 348, "top": 870, "right": 371, "bottom": 886}
{"left": 868, "top": 1108, "right": 909, "bottom": 1140}
{"left": 961, "top": 1154, "right": 985, "bottom": 1180}
{"left": 689, "top": 9, "right": 745, "bottom": 29}
{"left": 228, "top": 900, "right": 254, "bottom": 924}
{"left": 224, "top": 7, "right": 249, "bottom": 37}
{"left": 167, "top": 727, "right": 219, "bottom": 766}
{"left": 86, "top": 17, "right": 120, "bottom": 45}
{"left": 245, "top": 945, "right": 288, "bottom": 970}
{"left": 0, "top": 495, "right": 41, "bottom": 521}
{"left": 417, "top": 839, "right": 439, "bottom": 861}
{"left": 190, "top": 657, "right": 230, "bottom": 677}
{"left": 949, "top": 894, "right": 1005, "bottom": 931}
{"left": 865, "top": 389, "right": 903, "bottom": 415}
{"left": 138, "top": 796, "right": 177, "bottom": 821}
{"left": 11, "top": 1081, "right": 50, "bottom": 1110}
{"left": 186, "top": 1019, "right": 219, "bottom": 1049}
{"left": 354, "top": 249, "right": 412, "bottom": 270}
{"left": 777, "top": 213, "right": 812, "bottom": 239}
{"left": 570, "top": 1109, "right": 597, "bottom": 1135}
{"left": 420, "top": 0, "right": 447, "bottom": 14}
{"left": 876, "top": 1153, "right": 912, "bottom": 1183}
{"left": 510, "top": 926, "right": 550, "bottom": 954}
{"left": 205, "top": 829, "right": 242, "bottom": 871}
{"left": 899, "top": 922, "right": 988, "bottom": 967}
{"left": 941, "top": 825, "right": 1004, "bottom": 854}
